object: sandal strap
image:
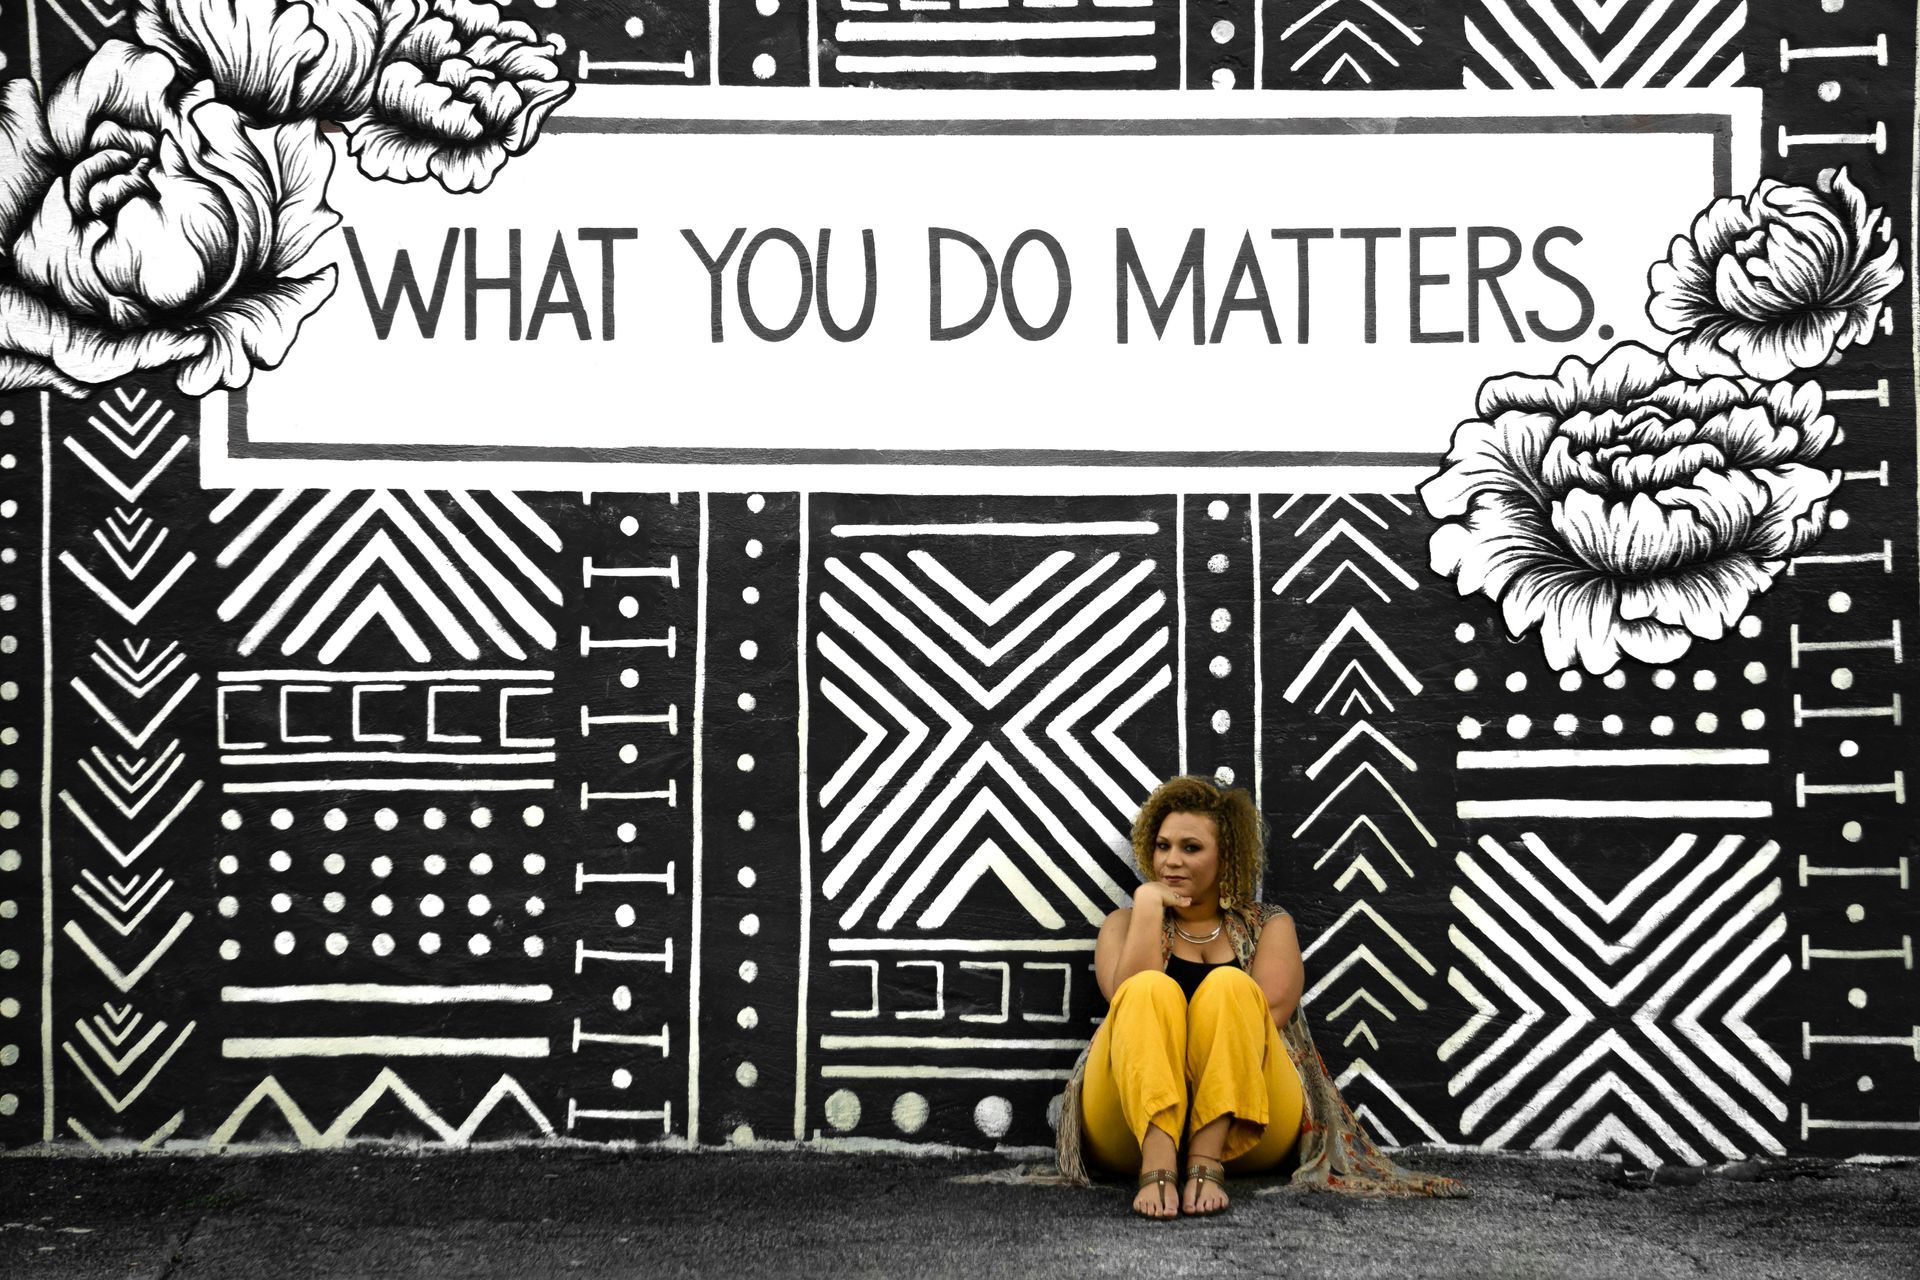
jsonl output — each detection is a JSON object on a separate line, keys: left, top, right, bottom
{"left": 1136, "top": 1168, "right": 1177, "bottom": 1192}
{"left": 1185, "top": 1162, "right": 1229, "bottom": 1190}
{"left": 1134, "top": 1166, "right": 1178, "bottom": 1216}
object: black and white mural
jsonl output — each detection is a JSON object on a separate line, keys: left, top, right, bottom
{"left": 0, "top": 0, "right": 1912, "bottom": 1173}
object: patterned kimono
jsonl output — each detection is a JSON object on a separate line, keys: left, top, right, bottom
{"left": 1053, "top": 899, "right": 1471, "bottom": 1197}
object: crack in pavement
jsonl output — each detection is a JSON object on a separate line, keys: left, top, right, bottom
{"left": 154, "top": 1212, "right": 204, "bottom": 1280}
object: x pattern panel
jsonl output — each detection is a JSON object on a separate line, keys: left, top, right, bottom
{"left": 802, "top": 495, "right": 1181, "bottom": 1147}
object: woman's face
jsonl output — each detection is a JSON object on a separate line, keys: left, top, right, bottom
{"left": 1152, "top": 811, "right": 1221, "bottom": 904}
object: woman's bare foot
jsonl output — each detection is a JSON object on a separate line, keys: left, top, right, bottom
{"left": 1132, "top": 1124, "right": 1179, "bottom": 1218}
{"left": 1183, "top": 1115, "right": 1231, "bottom": 1215}
{"left": 1182, "top": 1154, "right": 1229, "bottom": 1215}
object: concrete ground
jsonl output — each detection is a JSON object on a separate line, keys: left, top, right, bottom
{"left": 1, "top": 1145, "right": 1916, "bottom": 1279}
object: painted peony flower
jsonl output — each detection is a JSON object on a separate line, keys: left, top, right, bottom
{"left": 0, "top": 41, "right": 340, "bottom": 397}
{"left": 134, "top": 0, "right": 419, "bottom": 125}
{"left": 1649, "top": 167, "right": 1903, "bottom": 380}
{"left": 344, "top": 0, "right": 571, "bottom": 194}
{"left": 1420, "top": 342, "right": 1841, "bottom": 673}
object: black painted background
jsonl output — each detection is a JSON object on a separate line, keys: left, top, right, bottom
{"left": 0, "top": 0, "right": 1912, "bottom": 1164}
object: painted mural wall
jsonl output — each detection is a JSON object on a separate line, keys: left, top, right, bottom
{"left": 0, "top": 0, "right": 1912, "bottom": 1170}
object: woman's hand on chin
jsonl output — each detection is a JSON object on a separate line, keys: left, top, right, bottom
{"left": 1134, "top": 881, "right": 1191, "bottom": 912}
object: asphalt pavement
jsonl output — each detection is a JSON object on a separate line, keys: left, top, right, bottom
{"left": 2, "top": 1144, "right": 1916, "bottom": 1278}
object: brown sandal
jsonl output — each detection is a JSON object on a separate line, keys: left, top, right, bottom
{"left": 1184, "top": 1157, "right": 1230, "bottom": 1216}
{"left": 1133, "top": 1167, "right": 1178, "bottom": 1219}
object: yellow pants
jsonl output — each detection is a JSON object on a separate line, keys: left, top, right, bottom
{"left": 1079, "top": 968, "right": 1304, "bottom": 1175}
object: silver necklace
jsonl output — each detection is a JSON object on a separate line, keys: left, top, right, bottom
{"left": 1173, "top": 917, "right": 1223, "bottom": 945}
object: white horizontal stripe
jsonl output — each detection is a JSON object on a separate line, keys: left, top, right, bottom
{"left": 820, "top": 1036, "right": 1086, "bottom": 1049}
{"left": 221, "top": 984, "right": 553, "bottom": 1004}
{"left": 220, "top": 670, "right": 554, "bottom": 681}
{"left": 828, "top": 937, "right": 1097, "bottom": 951}
{"left": 223, "top": 778, "right": 554, "bottom": 792}
{"left": 831, "top": 521, "right": 1158, "bottom": 537}
{"left": 1457, "top": 800, "right": 1773, "bottom": 819}
{"left": 1456, "top": 748, "right": 1769, "bottom": 769}
{"left": 837, "top": 18, "right": 1150, "bottom": 38}
{"left": 222, "top": 1036, "right": 550, "bottom": 1057}
{"left": 221, "top": 753, "right": 557, "bottom": 766}
{"left": 819, "top": 1065, "right": 1073, "bottom": 1079}
{"left": 835, "top": 54, "right": 1155, "bottom": 71}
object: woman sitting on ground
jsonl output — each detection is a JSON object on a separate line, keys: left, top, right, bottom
{"left": 1053, "top": 775, "right": 1468, "bottom": 1215}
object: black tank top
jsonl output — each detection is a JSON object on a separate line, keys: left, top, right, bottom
{"left": 1164, "top": 953, "right": 1241, "bottom": 1001}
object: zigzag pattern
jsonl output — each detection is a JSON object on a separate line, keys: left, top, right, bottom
{"left": 1444, "top": 832, "right": 1791, "bottom": 1167}
{"left": 210, "top": 489, "right": 562, "bottom": 664}
{"left": 1464, "top": 0, "right": 1746, "bottom": 89}
{"left": 207, "top": 1070, "right": 558, "bottom": 1150}
{"left": 1275, "top": 0, "right": 1427, "bottom": 86}
{"left": 815, "top": 545, "right": 1171, "bottom": 933}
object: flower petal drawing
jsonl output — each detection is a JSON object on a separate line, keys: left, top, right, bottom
{"left": 1420, "top": 343, "right": 1841, "bottom": 674}
{"left": 1649, "top": 167, "right": 1903, "bottom": 380}
{"left": 344, "top": 0, "right": 572, "bottom": 194}
{"left": 0, "top": 43, "right": 344, "bottom": 395}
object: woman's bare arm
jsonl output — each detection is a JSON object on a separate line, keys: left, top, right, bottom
{"left": 1247, "top": 913, "right": 1305, "bottom": 1028}
{"left": 1095, "top": 884, "right": 1189, "bottom": 1001}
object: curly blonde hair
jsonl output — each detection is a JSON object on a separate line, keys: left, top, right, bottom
{"left": 1130, "top": 775, "right": 1265, "bottom": 906}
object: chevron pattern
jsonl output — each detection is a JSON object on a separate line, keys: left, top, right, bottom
{"left": 1445, "top": 832, "right": 1791, "bottom": 1167}
{"left": 209, "top": 490, "right": 562, "bottom": 664}
{"left": 1274, "top": 0, "right": 1427, "bottom": 87}
{"left": 1464, "top": 0, "right": 1746, "bottom": 89}
{"left": 1263, "top": 492, "right": 1456, "bottom": 1145}
{"left": 35, "top": 0, "right": 129, "bottom": 52}
{"left": 60, "top": 1001, "right": 196, "bottom": 1114}
{"left": 50, "top": 383, "right": 207, "bottom": 1144}
{"left": 58, "top": 392, "right": 197, "bottom": 625}
{"left": 70, "top": 865, "right": 175, "bottom": 937}
{"left": 1271, "top": 496, "right": 1437, "bottom": 890}
{"left": 1300, "top": 900, "right": 1443, "bottom": 1064}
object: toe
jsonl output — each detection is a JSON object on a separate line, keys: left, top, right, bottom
{"left": 1135, "top": 1174, "right": 1177, "bottom": 1218}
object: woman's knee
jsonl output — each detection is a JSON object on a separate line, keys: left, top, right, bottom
{"left": 1113, "top": 969, "right": 1185, "bottom": 1010}
{"left": 1190, "top": 965, "right": 1264, "bottom": 1007}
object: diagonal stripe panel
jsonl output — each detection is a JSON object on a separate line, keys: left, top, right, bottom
{"left": 802, "top": 494, "right": 1177, "bottom": 1148}
{"left": 1463, "top": 0, "right": 1745, "bottom": 88}
{"left": 1446, "top": 831, "right": 1790, "bottom": 1165}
